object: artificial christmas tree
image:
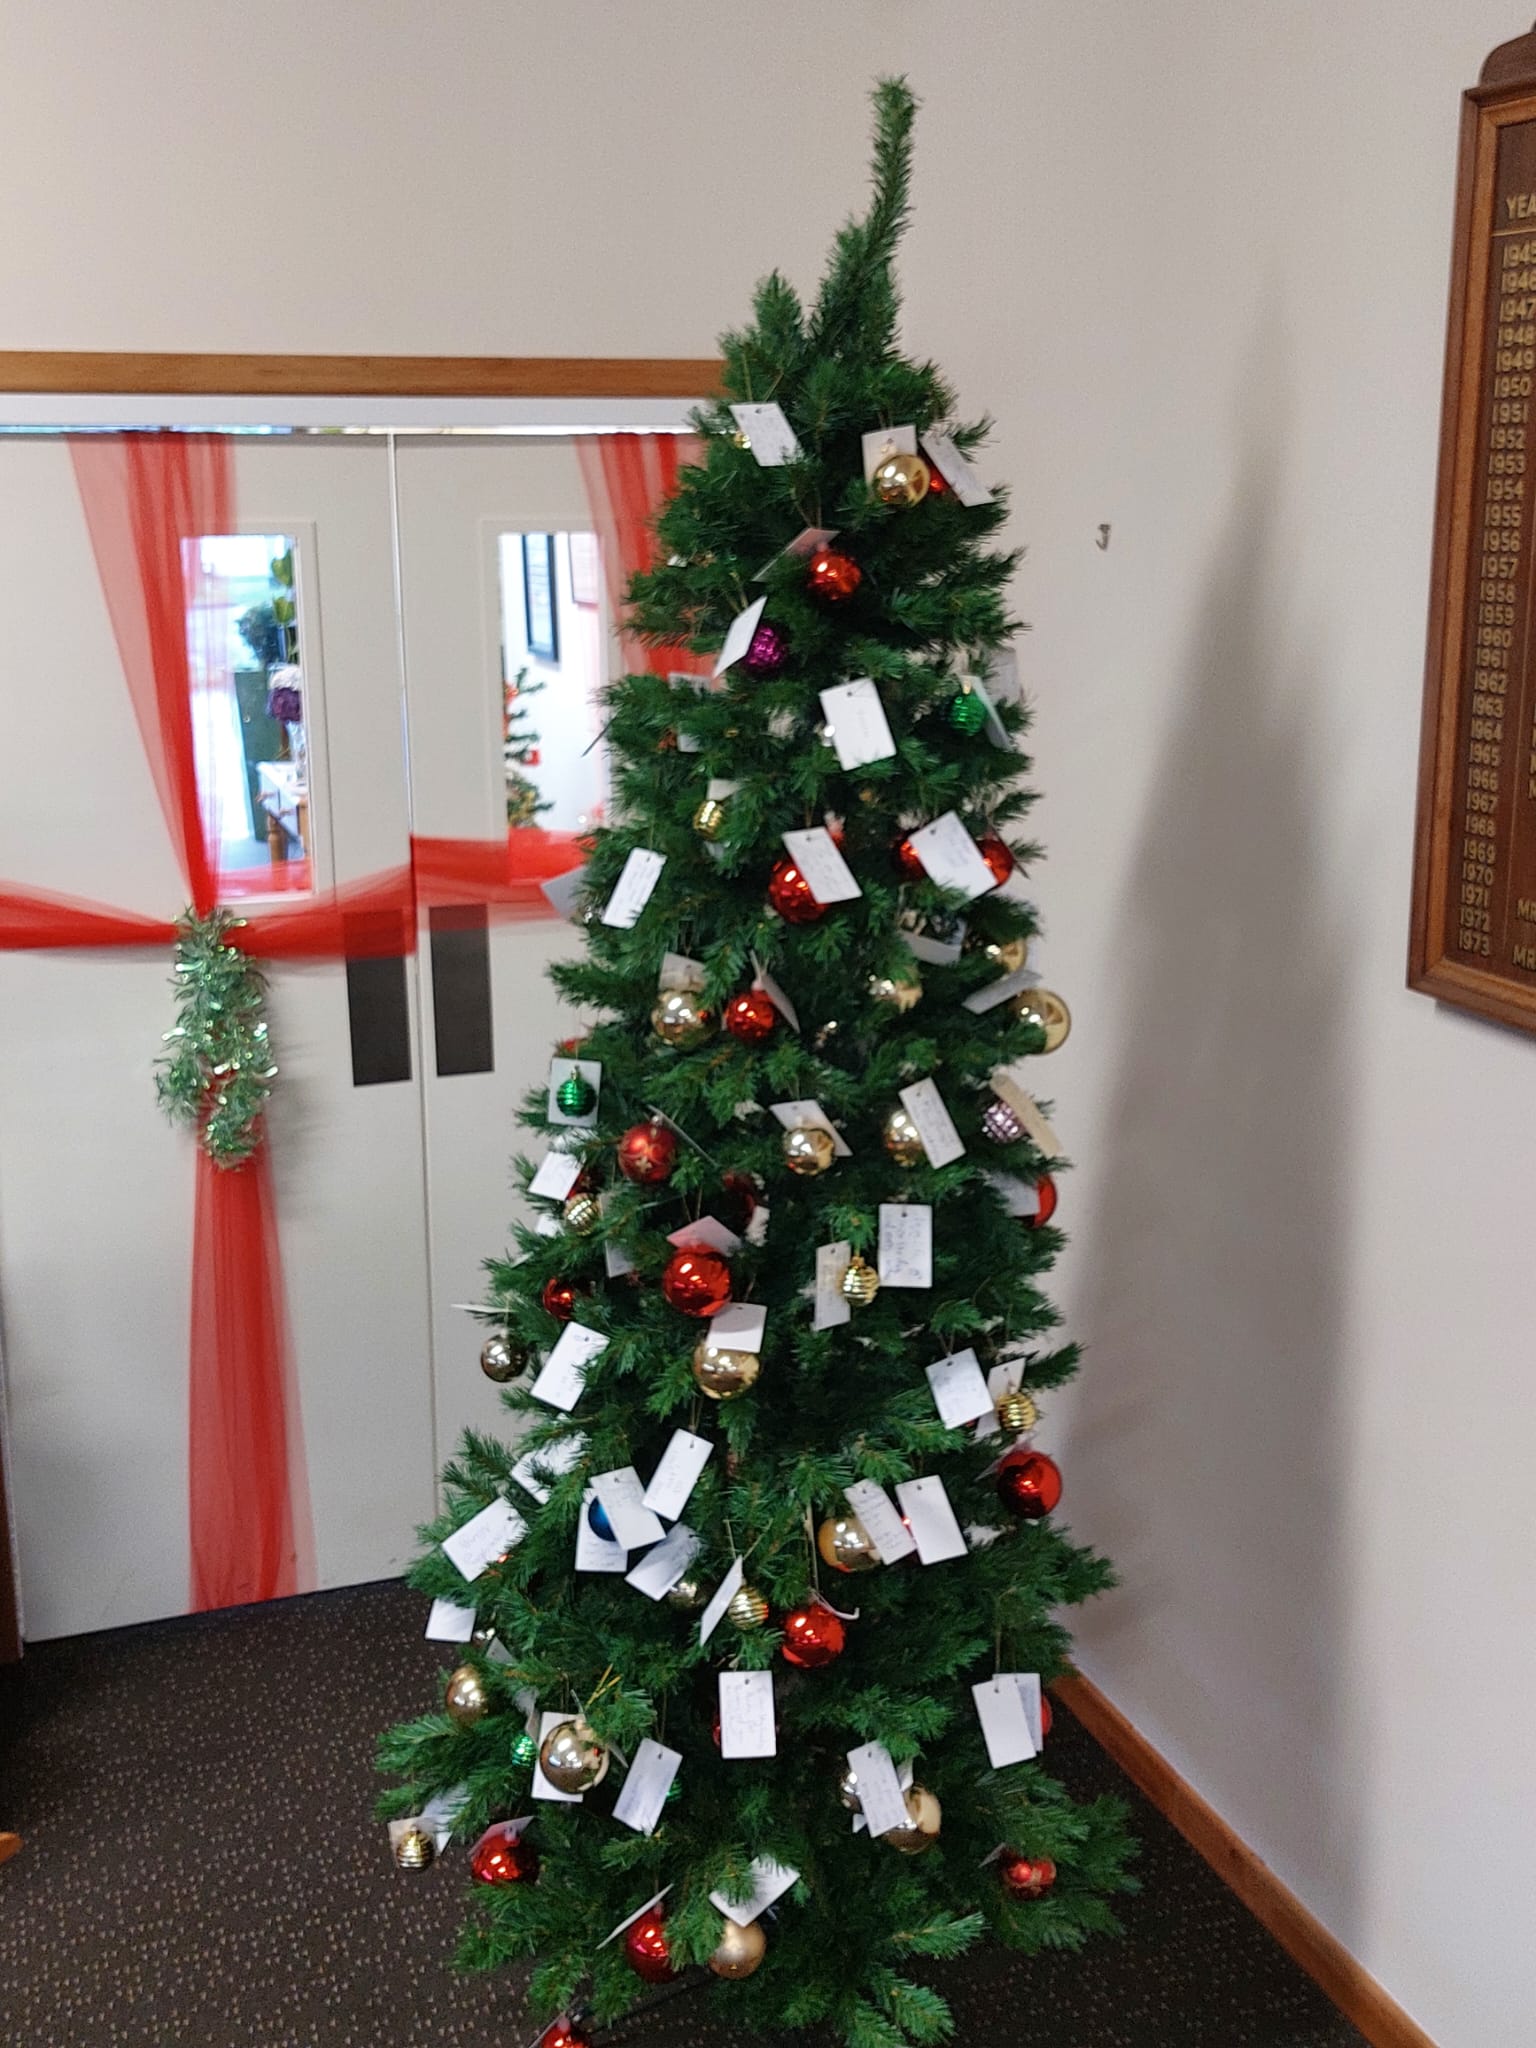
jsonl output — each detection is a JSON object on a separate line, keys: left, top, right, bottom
{"left": 380, "top": 77, "right": 1133, "bottom": 2045}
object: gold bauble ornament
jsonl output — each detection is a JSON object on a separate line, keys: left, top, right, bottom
{"left": 872, "top": 448, "right": 932, "bottom": 507}
{"left": 817, "top": 1512, "right": 880, "bottom": 1574}
{"left": 980, "top": 935, "right": 1029, "bottom": 974}
{"left": 840, "top": 1254, "right": 881, "bottom": 1308}
{"left": 996, "top": 1389, "right": 1039, "bottom": 1435}
{"left": 731, "top": 428, "right": 752, "bottom": 450}
{"left": 563, "top": 1191, "right": 601, "bottom": 1236}
{"left": 838, "top": 1763, "right": 864, "bottom": 1811}
{"left": 479, "top": 1332, "right": 526, "bottom": 1383}
{"left": 538, "top": 1715, "right": 609, "bottom": 1793}
{"left": 882, "top": 1107, "right": 926, "bottom": 1168}
{"left": 881, "top": 1784, "right": 942, "bottom": 1854}
{"left": 393, "top": 1824, "right": 436, "bottom": 1870}
{"left": 692, "top": 796, "right": 728, "bottom": 840}
{"left": 444, "top": 1664, "right": 490, "bottom": 1728}
{"left": 782, "top": 1124, "right": 836, "bottom": 1176}
{"left": 652, "top": 989, "right": 713, "bottom": 1049}
{"left": 727, "top": 1582, "right": 770, "bottom": 1630}
{"left": 868, "top": 970, "right": 922, "bottom": 1012}
{"left": 708, "top": 1914, "right": 767, "bottom": 1979}
{"left": 1010, "top": 987, "right": 1071, "bottom": 1051}
{"left": 664, "top": 1573, "right": 706, "bottom": 1610}
{"left": 691, "top": 1340, "right": 761, "bottom": 1402}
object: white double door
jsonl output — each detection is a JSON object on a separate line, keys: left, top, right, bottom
{"left": 0, "top": 432, "right": 600, "bottom": 1639}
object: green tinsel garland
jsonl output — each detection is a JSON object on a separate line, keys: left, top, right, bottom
{"left": 156, "top": 909, "right": 276, "bottom": 1167}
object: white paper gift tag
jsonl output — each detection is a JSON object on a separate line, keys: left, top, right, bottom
{"left": 709, "top": 1856, "right": 799, "bottom": 1925}
{"left": 862, "top": 421, "right": 917, "bottom": 481}
{"left": 541, "top": 864, "right": 587, "bottom": 919}
{"left": 895, "top": 1475, "right": 968, "bottom": 1563}
{"left": 612, "top": 1739, "right": 684, "bottom": 1836}
{"left": 529, "top": 1149, "right": 583, "bottom": 1201}
{"left": 963, "top": 965, "right": 1038, "bottom": 1015}
{"left": 925, "top": 1348, "right": 994, "bottom": 1429}
{"left": 532, "top": 1708, "right": 587, "bottom": 1802}
{"left": 659, "top": 951, "right": 707, "bottom": 992}
{"left": 989, "top": 1065, "right": 1063, "bottom": 1154}
{"left": 901, "top": 912, "right": 967, "bottom": 965}
{"left": 442, "top": 1496, "right": 527, "bottom": 1581}
{"left": 599, "top": 1886, "right": 674, "bottom": 1947}
{"left": 667, "top": 1216, "right": 742, "bottom": 1255}
{"left": 1014, "top": 1672, "right": 1045, "bottom": 1751}
{"left": 814, "top": 1241, "right": 853, "bottom": 1330}
{"left": 424, "top": 1597, "right": 477, "bottom": 1642}
{"left": 755, "top": 526, "right": 838, "bottom": 579}
{"left": 846, "top": 1741, "right": 910, "bottom": 1837}
{"left": 510, "top": 1433, "right": 586, "bottom": 1503}
{"left": 819, "top": 679, "right": 897, "bottom": 770}
{"left": 643, "top": 1431, "right": 713, "bottom": 1519}
{"left": 625, "top": 1522, "right": 700, "bottom": 1600}
{"left": 750, "top": 952, "right": 801, "bottom": 1032}
{"left": 419, "top": 1783, "right": 473, "bottom": 1851}
{"left": 529, "top": 1322, "right": 608, "bottom": 1412}
{"left": 921, "top": 430, "right": 994, "bottom": 507}
{"left": 851, "top": 1757, "right": 914, "bottom": 1832}
{"left": 718, "top": 1670, "right": 776, "bottom": 1758}
{"left": 877, "top": 1204, "right": 932, "bottom": 1287}
{"left": 699, "top": 1558, "right": 745, "bottom": 1646}
{"left": 908, "top": 812, "right": 999, "bottom": 899}
{"left": 844, "top": 1479, "right": 917, "bottom": 1563}
{"left": 547, "top": 1057, "right": 601, "bottom": 1128}
{"left": 898, "top": 1079, "right": 966, "bottom": 1169}
{"left": 575, "top": 1486, "right": 628, "bottom": 1572}
{"left": 770, "top": 1100, "right": 852, "bottom": 1157}
{"left": 602, "top": 1194, "right": 638, "bottom": 1277}
{"left": 984, "top": 1168, "right": 1043, "bottom": 1218}
{"left": 972, "top": 1674, "right": 1039, "bottom": 1768}
{"left": 715, "top": 595, "right": 767, "bottom": 678}
{"left": 780, "top": 827, "right": 862, "bottom": 905}
{"left": 600, "top": 848, "right": 666, "bottom": 929}
{"left": 711, "top": 1300, "right": 767, "bottom": 1352}
{"left": 730, "top": 402, "right": 801, "bottom": 465}
{"left": 986, "top": 647, "right": 1023, "bottom": 707}
{"left": 591, "top": 1467, "right": 667, "bottom": 1551}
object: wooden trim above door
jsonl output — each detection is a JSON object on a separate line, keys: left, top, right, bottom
{"left": 0, "top": 352, "right": 724, "bottom": 399}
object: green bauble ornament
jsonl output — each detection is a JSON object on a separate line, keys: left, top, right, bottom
{"left": 945, "top": 685, "right": 988, "bottom": 735}
{"left": 511, "top": 1729, "right": 538, "bottom": 1769}
{"left": 555, "top": 1071, "right": 597, "bottom": 1117}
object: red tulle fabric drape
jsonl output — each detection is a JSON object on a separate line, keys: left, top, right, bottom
{"left": 577, "top": 432, "right": 708, "bottom": 676}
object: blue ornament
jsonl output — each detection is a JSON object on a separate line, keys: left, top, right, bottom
{"left": 588, "top": 1496, "right": 615, "bottom": 1542}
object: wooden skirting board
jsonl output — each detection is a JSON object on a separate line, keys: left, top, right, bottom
{"left": 1052, "top": 1674, "right": 1439, "bottom": 2048}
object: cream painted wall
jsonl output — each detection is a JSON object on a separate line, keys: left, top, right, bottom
{"left": 0, "top": 3, "right": 1531, "bottom": 2043}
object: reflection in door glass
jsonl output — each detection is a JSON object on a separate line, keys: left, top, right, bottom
{"left": 185, "top": 532, "right": 312, "bottom": 897}
{"left": 497, "top": 531, "right": 606, "bottom": 834}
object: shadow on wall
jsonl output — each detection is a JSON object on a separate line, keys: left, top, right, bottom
{"left": 1062, "top": 331, "right": 1364, "bottom": 1940}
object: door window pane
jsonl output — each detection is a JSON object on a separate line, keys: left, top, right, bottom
{"left": 497, "top": 531, "right": 606, "bottom": 834}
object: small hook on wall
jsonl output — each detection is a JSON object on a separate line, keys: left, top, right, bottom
{"left": 1096, "top": 524, "right": 1112, "bottom": 552}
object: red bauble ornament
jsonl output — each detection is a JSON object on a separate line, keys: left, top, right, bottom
{"left": 891, "top": 834, "right": 926, "bottom": 881}
{"left": 724, "top": 988, "right": 778, "bottom": 1044}
{"left": 716, "top": 1169, "right": 761, "bottom": 1237}
{"left": 541, "top": 1275, "right": 579, "bottom": 1321}
{"left": 977, "top": 834, "right": 1016, "bottom": 887}
{"left": 661, "top": 1247, "right": 732, "bottom": 1317}
{"left": 768, "top": 855, "right": 826, "bottom": 924}
{"left": 996, "top": 1446, "right": 1063, "bottom": 1520}
{"left": 927, "top": 465, "right": 947, "bottom": 494}
{"left": 999, "top": 1853, "right": 1057, "bottom": 1898}
{"left": 616, "top": 1119, "right": 678, "bottom": 1186}
{"left": 623, "top": 1908, "right": 676, "bottom": 1984}
{"left": 806, "top": 545, "right": 862, "bottom": 604}
{"left": 1028, "top": 1174, "right": 1058, "bottom": 1228}
{"left": 557, "top": 1036, "right": 587, "bottom": 1056}
{"left": 780, "top": 1602, "right": 847, "bottom": 1670}
{"left": 1040, "top": 1694, "right": 1053, "bottom": 1741}
{"left": 539, "top": 2023, "right": 592, "bottom": 2048}
{"left": 469, "top": 1823, "right": 540, "bottom": 1887}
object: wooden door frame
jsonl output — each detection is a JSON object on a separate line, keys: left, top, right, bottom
{"left": 0, "top": 351, "right": 719, "bottom": 1661}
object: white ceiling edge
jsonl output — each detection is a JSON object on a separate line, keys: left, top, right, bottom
{"left": 0, "top": 394, "right": 704, "bottom": 432}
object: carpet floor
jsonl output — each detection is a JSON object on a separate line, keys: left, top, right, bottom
{"left": 0, "top": 1579, "right": 1363, "bottom": 2048}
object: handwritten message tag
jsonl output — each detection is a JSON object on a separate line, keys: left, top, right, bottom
{"left": 528, "top": 1148, "right": 583, "bottom": 1201}
{"left": 528, "top": 1322, "right": 608, "bottom": 1412}
{"left": 896, "top": 1475, "right": 968, "bottom": 1563}
{"left": 844, "top": 1479, "right": 917, "bottom": 1563}
{"left": 925, "top": 1348, "right": 995, "bottom": 1429}
{"left": 666, "top": 1216, "right": 742, "bottom": 1256}
{"left": 898, "top": 1078, "right": 965, "bottom": 1168}
{"left": 780, "top": 827, "right": 862, "bottom": 905}
{"left": 591, "top": 1467, "right": 667, "bottom": 1551}
{"left": 963, "top": 965, "right": 1038, "bottom": 1015}
{"left": 770, "top": 1100, "right": 852, "bottom": 1157}
{"left": 715, "top": 595, "right": 767, "bottom": 678}
{"left": 424, "top": 1597, "right": 477, "bottom": 1642}
{"left": 659, "top": 951, "right": 707, "bottom": 991}
{"left": 751, "top": 952, "right": 801, "bottom": 1031}
{"left": 510, "top": 1432, "right": 585, "bottom": 1503}
{"left": 877, "top": 1204, "right": 932, "bottom": 1288}
{"left": 625, "top": 1522, "right": 700, "bottom": 1600}
{"left": 699, "top": 1558, "right": 744, "bottom": 1647}
{"left": 921, "top": 430, "right": 994, "bottom": 507}
{"left": 711, "top": 1300, "right": 766, "bottom": 1352}
{"left": 972, "top": 1674, "right": 1039, "bottom": 1769}
{"left": 862, "top": 421, "right": 917, "bottom": 481}
{"left": 718, "top": 1670, "right": 776, "bottom": 1758}
{"left": 643, "top": 1431, "right": 713, "bottom": 1520}
{"left": 574, "top": 1486, "right": 628, "bottom": 1573}
{"left": 814, "top": 1240, "right": 853, "bottom": 1330}
{"left": 532, "top": 1709, "right": 586, "bottom": 1802}
{"left": 612, "top": 1739, "right": 683, "bottom": 1836}
{"left": 846, "top": 1741, "right": 911, "bottom": 1838}
{"left": 442, "top": 1496, "right": 526, "bottom": 1581}
{"left": 600, "top": 848, "right": 666, "bottom": 930}
{"left": 819, "top": 678, "right": 896, "bottom": 770}
{"left": 599, "top": 1886, "right": 674, "bottom": 1947}
{"left": 709, "top": 1857, "right": 799, "bottom": 1926}
{"left": 730, "top": 402, "right": 801, "bottom": 465}
{"left": 908, "top": 812, "right": 1000, "bottom": 899}
{"left": 755, "top": 526, "right": 838, "bottom": 579}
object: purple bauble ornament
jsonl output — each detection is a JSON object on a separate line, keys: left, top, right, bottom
{"left": 743, "top": 621, "right": 787, "bottom": 678}
{"left": 981, "top": 1096, "right": 1026, "bottom": 1145}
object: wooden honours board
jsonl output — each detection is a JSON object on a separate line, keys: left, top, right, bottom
{"left": 1410, "top": 23, "right": 1536, "bottom": 1032}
